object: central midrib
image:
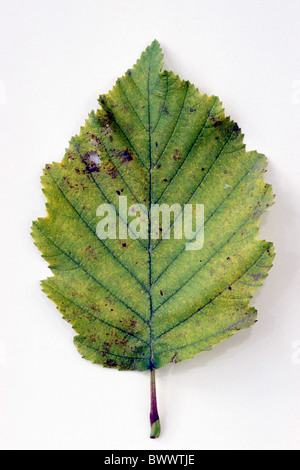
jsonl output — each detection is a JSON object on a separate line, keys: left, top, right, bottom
{"left": 147, "top": 54, "right": 155, "bottom": 370}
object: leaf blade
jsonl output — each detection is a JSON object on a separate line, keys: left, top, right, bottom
{"left": 32, "top": 40, "right": 274, "bottom": 374}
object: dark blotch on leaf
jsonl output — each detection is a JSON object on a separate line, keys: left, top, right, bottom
{"left": 82, "top": 151, "right": 101, "bottom": 173}
{"left": 118, "top": 149, "right": 133, "bottom": 162}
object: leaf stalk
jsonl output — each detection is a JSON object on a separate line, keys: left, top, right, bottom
{"left": 150, "top": 368, "right": 161, "bottom": 438}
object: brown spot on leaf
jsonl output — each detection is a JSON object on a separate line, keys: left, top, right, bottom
{"left": 173, "top": 149, "right": 181, "bottom": 161}
{"left": 84, "top": 245, "right": 97, "bottom": 260}
{"left": 118, "top": 149, "right": 133, "bottom": 163}
{"left": 82, "top": 152, "right": 101, "bottom": 173}
{"left": 106, "top": 359, "right": 117, "bottom": 368}
{"left": 108, "top": 168, "right": 119, "bottom": 179}
{"left": 250, "top": 273, "right": 264, "bottom": 281}
{"left": 171, "top": 352, "right": 178, "bottom": 364}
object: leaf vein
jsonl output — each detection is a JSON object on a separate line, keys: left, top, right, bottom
{"left": 155, "top": 317, "right": 255, "bottom": 356}
{"left": 39, "top": 209, "right": 149, "bottom": 326}
{"left": 43, "top": 281, "right": 151, "bottom": 346}
{"left": 49, "top": 170, "right": 148, "bottom": 290}
{"left": 153, "top": 188, "right": 270, "bottom": 312}
{"left": 153, "top": 81, "right": 190, "bottom": 168}
{"left": 155, "top": 98, "right": 225, "bottom": 205}
{"left": 117, "top": 80, "right": 148, "bottom": 131}
{"left": 154, "top": 246, "right": 270, "bottom": 341}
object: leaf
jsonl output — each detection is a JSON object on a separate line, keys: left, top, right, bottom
{"left": 32, "top": 40, "right": 275, "bottom": 438}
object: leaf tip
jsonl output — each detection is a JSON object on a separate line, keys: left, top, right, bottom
{"left": 150, "top": 38, "right": 162, "bottom": 49}
{"left": 145, "top": 39, "right": 164, "bottom": 62}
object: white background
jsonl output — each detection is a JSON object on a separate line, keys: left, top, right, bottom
{"left": 1, "top": 0, "right": 300, "bottom": 451}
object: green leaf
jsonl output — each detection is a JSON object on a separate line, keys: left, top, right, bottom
{"left": 32, "top": 40, "right": 275, "bottom": 437}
